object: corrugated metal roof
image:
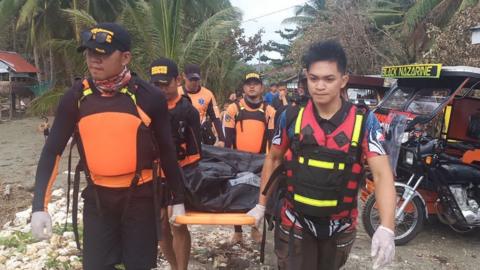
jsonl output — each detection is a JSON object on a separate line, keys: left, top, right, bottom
{"left": 0, "top": 51, "right": 39, "bottom": 73}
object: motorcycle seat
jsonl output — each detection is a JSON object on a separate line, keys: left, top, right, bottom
{"left": 418, "top": 139, "right": 436, "bottom": 156}
{"left": 440, "top": 163, "right": 480, "bottom": 185}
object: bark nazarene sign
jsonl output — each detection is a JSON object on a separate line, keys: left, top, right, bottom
{"left": 381, "top": 64, "right": 442, "bottom": 78}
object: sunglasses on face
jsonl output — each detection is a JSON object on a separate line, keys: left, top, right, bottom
{"left": 83, "top": 49, "right": 114, "bottom": 60}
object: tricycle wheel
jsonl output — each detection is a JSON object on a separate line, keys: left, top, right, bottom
{"left": 362, "top": 185, "right": 425, "bottom": 245}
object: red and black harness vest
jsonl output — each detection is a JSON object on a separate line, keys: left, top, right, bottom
{"left": 285, "top": 100, "right": 367, "bottom": 219}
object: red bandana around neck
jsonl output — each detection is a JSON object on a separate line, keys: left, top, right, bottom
{"left": 94, "top": 67, "right": 132, "bottom": 96}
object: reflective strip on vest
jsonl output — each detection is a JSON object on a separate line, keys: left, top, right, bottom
{"left": 120, "top": 88, "right": 137, "bottom": 104}
{"left": 442, "top": 105, "right": 452, "bottom": 136}
{"left": 351, "top": 114, "right": 363, "bottom": 147}
{"left": 83, "top": 89, "right": 93, "bottom": 96}
{"left": 78, "top": 88, "right": 94, "bottom": 107}
{"left": 294, "top": 107, "right": 305, "bottom": 135}
{"left": 79, "top": 86, "right": 134, "bottom": 106}
{"left": 294, "top": 194, "right": 338, "bottom": 207}
{"left": 293, "top": 105, "right": 362, "bottom": 169}
{"left": 298, "top": 156, "right": 345, "bottom": 170}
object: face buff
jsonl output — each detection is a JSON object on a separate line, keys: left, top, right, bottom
{"left": 244, "top": 95, "right": 263, "bottom": 109}
{"left": 94, "top": 67, "right": 132, "bottom": 96}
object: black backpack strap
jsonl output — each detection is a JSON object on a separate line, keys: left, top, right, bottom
{"left": 341, "top": 106, "right": 368, "bottom": 216}
{"left": 260, "top": 102, "right": 269, "bottom": 153}
{"left": 64, "top": 133, "right": 77, "bottom": 232}
{"left": 182, "top": 94, "right": 192, "bottom": 104}
{"left": 152, "top": 159, "right": 163, "bottom": 241}
{"left": 260, "top": 216, "right": 268, "bottom": 263}
{"left": 285, "top": 105, "right": 302, "bottom": 132}
{"left": 72, "top": 160, "right": 83, "bottom": 250}
{"left": 234, "top": 101, "right": 244, "bottom": 132}
{"left": 262, "top": 163, "right": 286, "bottom": 196}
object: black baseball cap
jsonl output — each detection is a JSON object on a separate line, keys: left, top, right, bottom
{"left": 77, "top": 22, "right": 131, "bottom": 55}
{"left": 184, "top": 64, "right": 201, "bottom": 80}
{"left": 150, "top": 58, "right": 179, "bottom": 84}
{"left": 244, "top": 72, "right": 262, "bottom": 84}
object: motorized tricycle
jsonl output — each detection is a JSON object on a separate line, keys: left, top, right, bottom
{"left": 345, "top": 75, "right": 390, "bottom": 108}
{"left": 361, "top": 64, "right": 480, "bottom": 245}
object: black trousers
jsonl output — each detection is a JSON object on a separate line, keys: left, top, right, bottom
{"left": 275, "top": 224, "right": 356, "bottom": 270}
{"left": 82, "top": 183, "right": 158, "bottom": 270}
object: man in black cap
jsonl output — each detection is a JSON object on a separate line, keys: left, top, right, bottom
{"left": 150, "top": 57, "right": 201, "bottom": 270}
{"left": 179, "top": 64, "right": 225, "bottom": 146}
{"left": 30, "top": 22, "right": 185, "bottom": 270}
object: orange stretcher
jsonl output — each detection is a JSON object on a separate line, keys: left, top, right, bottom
{"left": 175, "top": 211, "right": 255, "bottom": 225}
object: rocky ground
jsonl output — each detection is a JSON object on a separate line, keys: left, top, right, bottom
{"left": 1, "top": 117, "right": 480, "bottom": 269}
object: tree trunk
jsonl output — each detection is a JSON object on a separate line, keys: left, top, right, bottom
{"left": 12, "top": 21, "right": 16, "bottom": 51}
{"left": 63, "top": 50, "right": 74, "bottom": 85}
{"left": 33, "top": 45, "right": 42, "bottom": 82}
{"left": 73, "top": 0, "right": 80, "bottom": 41}
{"left": 49, "top": 45, "right": 54, "bottom": 83}
{"left": 42, "top": 50, "right": 49, "bottom": 83}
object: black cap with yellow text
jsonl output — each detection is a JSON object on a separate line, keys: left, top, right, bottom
{"left": 243, "top": 72, "right": 262, "bottom": 84}
{"left": 150, "top": 58, "right": 179, "bottom": 84}
{"left": 77, "top": 22, "right": 131, "bottom": 55}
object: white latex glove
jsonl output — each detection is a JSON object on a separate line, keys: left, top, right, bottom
{"left": 31, "top": 211, "right": 52, "bottom": 240}
{"left": 169, "top": 203, "right": 186, "bottom": 227}
{"left": 246, "top": 204, "right": 265, "bottom": 228}
{"left": 371, "top": 225, "right": 395, "bottom": 269}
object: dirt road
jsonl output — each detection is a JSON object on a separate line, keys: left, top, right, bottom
{"left": 1, "top": 117, "right": 479, "bottom": 269}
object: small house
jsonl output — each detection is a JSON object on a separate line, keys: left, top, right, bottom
{"left": 0, "top": 51, "right": 39, "bottom": 119}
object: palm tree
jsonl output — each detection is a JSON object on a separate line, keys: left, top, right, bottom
{"left": 282, "top": 0, "right": 326, "bottom": 28}
{"left": 0, "top": 0, "right": 251, "bottom": 115}
{"left": 367, "top": 0, "right": 480, "bottom": 61}
{"left": 15, "top": 0, "right": 71, "bottom": 82}
{"left": 116, "top": 0, "right": 242, "bottom": 91}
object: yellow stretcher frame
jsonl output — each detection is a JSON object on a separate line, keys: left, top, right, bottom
{"left": 175, "top": 211, "right": 255, "bottom": 225}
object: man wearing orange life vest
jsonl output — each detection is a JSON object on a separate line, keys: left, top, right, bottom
{"left": 247, "top": 41, "right": 396, "bottom": 269}
{"left": 150, "top": 58, "right": 201, "bottom": 270}
{"left": 30, "top": 23, "right": 185, "bottom": 270}
{"left": 223, "top": 72, "right": 276, "bottom": 244}
{"left": 178, "top": 64, "right": 225, "bottom": 146}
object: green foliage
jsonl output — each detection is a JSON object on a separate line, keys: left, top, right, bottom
{"left": 62, "top": 8, "right": 97, "bottom": 30}
{"left": 0, "top": 0, "right": 256, "bottom": 114}
{"left": 0, "top": 231, "right": 35, "bottom": 253}
{"left": 402, "top": 0, "right": 442, "bottom": 33}
{"left": 282, "top": 0, "right": 326, "bottom": 28}
{"left": 27, "top": 86, "right": 66, "bottom": 116}
{"left": 459, "top": 0, "right": 480, "bottom": 10}
{"left": 45, "top": 254, "right": 73, "bottom": 270}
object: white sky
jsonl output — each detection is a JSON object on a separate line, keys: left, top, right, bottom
{"left": 230, "top": 0, "right": 307, "bottom": 61}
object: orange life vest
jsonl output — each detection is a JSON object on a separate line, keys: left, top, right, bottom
{"left": 76, "top": 79, "right": 160, "bottom": 188}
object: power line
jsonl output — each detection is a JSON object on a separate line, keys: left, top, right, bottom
{"left": 242, "top": 5, "right": 298, "bottom": 23}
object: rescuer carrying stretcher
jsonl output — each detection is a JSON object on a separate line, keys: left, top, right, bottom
{"left": 150, "top": 57, "right": 202, "bottom": 270}
{"left": 246, "top": 40, "right": 397, "bottom": 270}
{"left": 30, "top": 23, "right": 185, "bottom": 270}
